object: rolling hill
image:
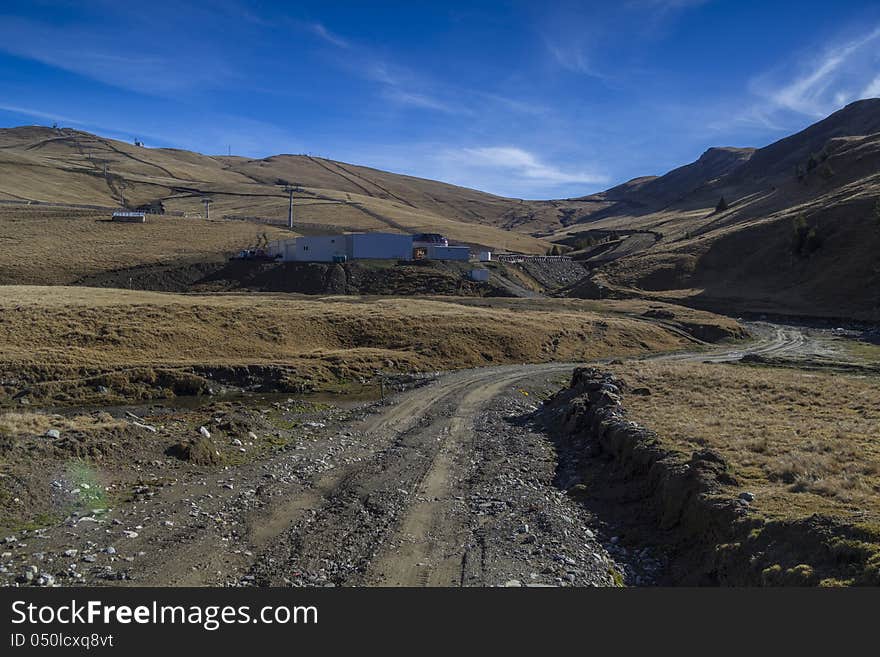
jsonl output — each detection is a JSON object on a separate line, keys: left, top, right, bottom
{"left": 557, "top": 99, "right": 880, "bottom": 322}
{"left": 1, "top": 99, "right": 879, "bottom": 321}
{"left": 0, "top": 125, "right": 552, "bottom": 254}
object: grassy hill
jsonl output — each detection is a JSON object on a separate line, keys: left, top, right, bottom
{"left": 557, "top": 99, "right": 880, "bottom": 322}
{"left": 0, "top": 125, "right": 552, "bottom": 257}
{"left": 2, "top": 100, "right": 880, "bottom": 321}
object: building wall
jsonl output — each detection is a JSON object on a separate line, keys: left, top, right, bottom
{"left": 427, "top": 245, "right": 470, "bottom": 261}
{"left": 292, "top": 235, "right": 347, "bottom": 262}
{"left": 349, "top": 233, "right": 413, "bottom": 260}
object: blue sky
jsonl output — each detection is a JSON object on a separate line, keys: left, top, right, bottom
{"left": 1, "top": 0, "right": 879, "bottom": 199}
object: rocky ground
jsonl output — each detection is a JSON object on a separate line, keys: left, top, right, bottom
{"left": 0, "top": 365, "right": 636, "bottom": 588}
{"left": 2, "top": 321, "right": 862, "bottom": 588}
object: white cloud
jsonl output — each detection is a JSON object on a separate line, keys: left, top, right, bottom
{"left": 0, "top": 103, "right": 84, "bottom": 126}
{"left": 752, "top": 25, "right": 880, "bottom": 118}
{"left": 0, "top": 100, "right": 303, "bottom": 157}
{"left": 0, "top": 17, "right": 235, "bottom": 96}
{"left": 630, "top": 0, "right": 708, "bottom": 8}
{"left": 381, "top": 88, "right": 463, "bottom": 114}
{"left": 455, "top": 147, "right": 608, "bottom": 185}
{"left": 861, "top": 75, "right": 880, "bottom": 99}
{"left": 546, "top": 42, "right": 597, "bottom": 76}
{"left": 433, "top": 146, "right": 609, "bottom": 197}
{"left": 308, "top": 22, "right": 350, "bottom": 49}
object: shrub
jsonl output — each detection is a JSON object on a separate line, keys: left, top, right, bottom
{"left": 791, "top": 216, "right": 823, "bottom": 257}
{"left": 166, "top": 436, "right": 221, "bottom": 465}
{"left": 715, "top": 196, "right": 729, "bottom": 213}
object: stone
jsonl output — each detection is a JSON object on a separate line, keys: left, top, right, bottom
{"left": 45, "top": 429, "right": 61, "bottom": 439}
{"left": 739, "top": 491, "right": 755, "bottom": 502}
{"left": 199, "top": 426, "right": 211, "bottom": 439}
{"left": 36, "top": 573, "right": 55, "bottom": 587}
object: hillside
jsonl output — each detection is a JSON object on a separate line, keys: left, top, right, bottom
{"left": 0, "top": 125, "right": 551, "bottom": 254}
{"left": 2, "top": 100, "right": 880, "bottom": 321}
{"left": 558, "top": 99, "right": 880, "bottom": 322}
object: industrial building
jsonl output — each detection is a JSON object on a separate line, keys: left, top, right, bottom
{"left": 268, "top": 232, "right": 472, "bottom": 263}
{"left": 111, "top": 211, "right": 146, "bottom": 223}
{"left": 424, "top": 245, "right": 470, "bottom": 261}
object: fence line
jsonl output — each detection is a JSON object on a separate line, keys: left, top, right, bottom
{"left": 495, "top": 254, "right": 573, "bottom": 263}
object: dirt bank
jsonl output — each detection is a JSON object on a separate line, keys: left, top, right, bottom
{"left": 540, "top": 367, "right": 880, "bottom": 586}
{"left": 0, "top": 287, "right": 714, "bottom": 407}
{"left": 76, "top": 259, "right": 515, "bottom": 297}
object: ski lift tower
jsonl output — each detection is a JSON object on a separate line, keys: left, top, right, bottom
{"left": 282, "top": 184, "right": 296, "bottom": 230}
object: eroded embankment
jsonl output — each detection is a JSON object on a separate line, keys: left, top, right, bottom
{"left": 540, "top": 368, "right": 880, "bottom": 586}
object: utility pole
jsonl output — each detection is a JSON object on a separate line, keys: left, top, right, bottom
{"left": 203, "top": 198, "right": 213, "bottom": 220}
{"left": 283, "top": 184, "right": 295, "bottom": 230}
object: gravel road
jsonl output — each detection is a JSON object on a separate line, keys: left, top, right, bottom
{"left": 1, "top": 322, "right": 824, "bottom": 587}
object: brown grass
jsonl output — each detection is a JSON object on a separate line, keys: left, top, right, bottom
{"left": 0, "top": 286, "right": 705, "bottom": 403}
{"left": 0, "top": 206, "right": 293, "bottom": 285}
{"left": 0, "top": 411, "right": 123, "bottom": 436}
{"left": 608, "top": 360, "right": 880, "bottom": 523}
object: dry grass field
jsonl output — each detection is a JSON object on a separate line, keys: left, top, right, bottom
{"left": 0, "top": 286, "right": 709, "bottom": 405}
{"left": 0, "top": 205, "right": 292, "bottom": 285}
{"left": 608, "top": 360, "right": 880, "bottom": 525}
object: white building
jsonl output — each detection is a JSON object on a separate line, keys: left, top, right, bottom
{"left": 426, "top": 245, "right": 470, "bottom": 261}
{"left": 292, "top": 234, "right": 348, "bottom": 262}
{"left": 349, "top": 233, "right": 413, "bottom": 260}
{"left": 266, "top": 232, "right": 471, "bottom": 263}
{"left": 272, "top": 232, "right": 413, "bottom": 263}
{"left": 111, "top": 210, "right": 146, "bottom": 223}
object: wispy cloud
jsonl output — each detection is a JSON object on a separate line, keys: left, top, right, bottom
{"left": 628, "top": 0, "right": 709, "bottom": 9}
{"left": 699, "top": 23, "right": 880, "bottom": 140}
{"left": 312, "top": 25, "right": 475, "bottom": 115}
{"left": 307, "top": 22, "right": 350, "bottom": 49}
{"left": 0, "top": 100, "right": 303, "bottom": 157}
{"left": 863, "top": 75, "right": 880, "bottom": 99}
{"left": 0, "top": 103, "right": 84, "bottom": 126}
{"left": 751, "top": 25, "right": 880, "bottom": 118}
{"left": 545, "top": 41, "right": 601, "bottom": 77}
{"left": 456, "top": 147, "right": 608, "bottom": 185}
{"left": 541, "top": 0, "right": 706, "bottom": 78}
{"left": 434, "top": 146, "right": 609, "bottom": 197}
{"left": 381, "top": 88, "right": 462, "bottom": 114}
{"left": 0, "top": 16, "right": 236, "bottom": 96}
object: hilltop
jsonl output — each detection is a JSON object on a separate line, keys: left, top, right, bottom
{"left": 0, "top": 125, "right": 550, "bottom": 254}
{"left": 1, "top": 100, "right": 880, "bottom": 320}
{"left": 556, "top": 99, "right": 880, "bottom": 322}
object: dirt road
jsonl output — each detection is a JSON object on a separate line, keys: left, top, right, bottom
{"left": 0, "top": 323, "right": 823, "bottom": 588}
